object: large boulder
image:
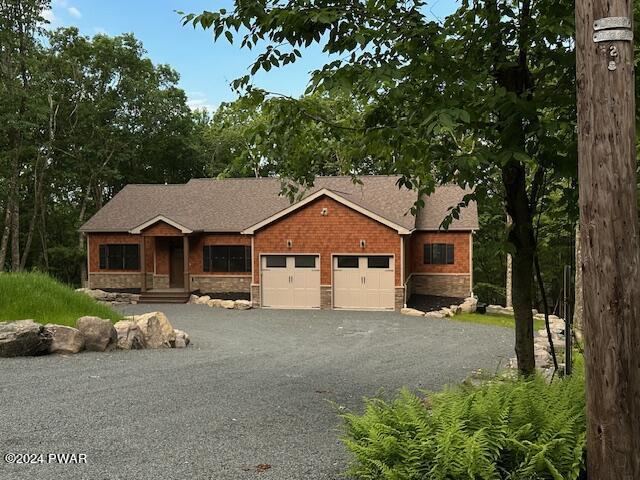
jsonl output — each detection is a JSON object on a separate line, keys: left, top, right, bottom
{"left": 0, "top": 320, "right": 49, "bottom": 357}
{"left": 114, "top": 320, "right": 145, "bottom": 350}
{"left": 234, "top": 300, "right": 252, "bottom": 310}
{"left": 486, "top": 305, "right": 514, "bottom": 316}
{"left": 174, "top": 329, "right": 191, "bottom": 348}
{"left": 75, "top": 316, "right": 117, "bottom": 352}
{"left": 220, "top": 300, "right": 235, "bottom": 309}
{"left": 133, "top": 312, "right": 176, "bottom": 348}
{"left": 424, "top": 311, "right": 445, "bottom": 319}
{"left": 459, "top": 297, "right": 478, "bottom": 313}
{"left": 401, "top": 307, "right": 425, "bottom": 317}
{"left": 195, "top": 295, "right": 211, "bottom": 305}
{"left": 44, "top": 324, "right": 84, "bottom": 354}
{"left": 207, "top": 298, "right": 224, "bottom": 308}
{"left": 76, "top": 288, "right": 108, "bottom": 301}
{"left": 187, "top": 294, "right": 200, "bottom": 304}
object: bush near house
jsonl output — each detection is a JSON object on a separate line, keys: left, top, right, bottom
{"left": 341, "top": 369, "right": 586, "bottom": 479}
{"left": 0, "top": 272, "right": 122, "bottom": 327}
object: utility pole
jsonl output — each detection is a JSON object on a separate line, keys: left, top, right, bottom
{"left": 575, "top": 0, "right": 640, "bottom": 478}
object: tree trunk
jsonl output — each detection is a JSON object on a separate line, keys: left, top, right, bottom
{"left": 576, "top": 0, "right": 640, "bottom": 477}
{"left": 0, "top": 195, "right": 12, "bottom": 271}
{"left": 10, "top": 197, "right": 19, "bottom": 271}
{"left": 503, "top": 161, "right": 536, "bottom": 375}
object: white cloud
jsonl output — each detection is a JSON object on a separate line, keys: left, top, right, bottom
{"left": 67, "top": 6, "right": 81, "bottom": 18}
{"left": 187, "top": 92, "right": 216, "bottom": 112}
{"left": 42, "top": 8, "right": 56, "bottom": 24}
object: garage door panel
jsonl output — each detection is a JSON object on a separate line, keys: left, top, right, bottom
{"left": 333, "top": 256, "right": 395, "bottom": 310}
{"left": 261, "top": 255, "right": 320, "bottom": 309}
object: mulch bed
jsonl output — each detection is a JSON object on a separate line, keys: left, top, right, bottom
{"left": 407, "top": 294, "right": 466, "bottom": 312}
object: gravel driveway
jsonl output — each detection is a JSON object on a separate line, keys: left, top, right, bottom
{"left": 0, "top": 306, "right": 513, "bottom": 480}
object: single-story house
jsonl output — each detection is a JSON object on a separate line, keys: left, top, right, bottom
{"left": 79, "top": 175, "right": 478, "bottom": 311}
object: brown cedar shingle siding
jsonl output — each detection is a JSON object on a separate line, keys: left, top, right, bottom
{"left": 79, "top": 176, "right": 479, "bottom": 234}
{"left": 253, "top": 197, "right": 403, "bottom": 286}
{"left": 409, "top": 232, "right": 471, "bottom": 274}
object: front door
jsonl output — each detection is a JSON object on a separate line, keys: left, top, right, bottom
{"left": 169, "top": 245, "right": 184, "bottom": 288}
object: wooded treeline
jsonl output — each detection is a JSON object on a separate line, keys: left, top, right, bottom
{"left": 0, "top": 0, "right": 631, "bottom": 320}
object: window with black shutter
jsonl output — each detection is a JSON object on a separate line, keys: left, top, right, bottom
{"left": 203, "top": 245, "right": 251, "bottom": 272}
{"left": 424, "top": 243, "right": 455, "bottom": 265}
{"left": 98, "top": 244, "right": 140, "bottom": 270}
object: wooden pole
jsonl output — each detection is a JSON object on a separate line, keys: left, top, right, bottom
{"left": 575, "top": 0, "right": 640, "bottom": 477}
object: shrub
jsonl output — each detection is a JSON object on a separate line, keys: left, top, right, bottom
{"left": 474, "top": 282, "right": 506, "bottom": 306}
{"left": 341, "top": 373, "right": 585, "bottom": 479}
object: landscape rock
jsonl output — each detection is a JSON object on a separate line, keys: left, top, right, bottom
{"left": 234, "top": 300, "right": 252, "bottom": 310}
{"left": 195, "top": 295, "right": 211, "bottom": 305}
{"left": 486, "top": 305, "right": 514, "bottom": 316}
{"left": 459, "top": 297, "right": 478, "bottom": 313}
{"left": 75, "top": 288, "right": 140, "bottom": 304}
{"left": 424, "top": 311, "right": 445, "bottom": 319}
{"left": 449, "top": 305, "right": 462, "bottom": 315}
{"left": 44, "top": 324, "right": 85, "bottom": 354}
{"left": 207, "top": 299, "right": 224, "bottom": 308}
{"left": 114, "top": 320, "right": 145, "bottom": 350}
{"left": 173, "top": 329, "right": 191, "bottom": 348}
{"left": 76, "top": 316, "right": 117, "bottom": 352}
{"left": 401, "top": 307, "right": 425, "bottom": 317}
{"left": 133, "top": 312, "right": 176, "bottom": 348}
{"left": 0, "top": 320, "right": 49, "bottom": 357}
{"left": 439, "top": 307, "right": 453, "bottom": 318}
{"left": 220, "top": 300, "right": 236, "bottom": 309}
{"left": 187, "top": 294, "right": 200, "bottom": 304}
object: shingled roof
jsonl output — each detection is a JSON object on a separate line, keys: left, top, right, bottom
{"left": 79, "top": 175, "right": 478, "bottom": 233}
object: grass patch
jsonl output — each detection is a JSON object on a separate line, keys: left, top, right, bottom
{"left": 0, "top": 272, "right": 122, "bottom": 327}
{"left": 453, "top": 312, "right": 545, "bottom": 330}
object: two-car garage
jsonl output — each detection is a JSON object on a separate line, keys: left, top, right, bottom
{"left": 260, "top": 254, "right": 395, "bottom": 310}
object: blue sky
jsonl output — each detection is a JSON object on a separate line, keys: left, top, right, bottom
{"left": 45, "top": 0, "right": 459, "bottom": 111}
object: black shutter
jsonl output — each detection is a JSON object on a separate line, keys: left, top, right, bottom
{"left": 99, "top": 245, "right": 108, "bottom": 269}
{"left": 446, "top": 244, "right": 455, "bottom": 264}
{"left": 203, "top": 246, "right": 211, "bottom": 272}
{"left": 424, "top": 244, "right": 432, "bottom": 264}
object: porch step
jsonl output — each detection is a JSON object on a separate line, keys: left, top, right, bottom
{"left": 138, "top": 291, "right": 191, "bottom": 304}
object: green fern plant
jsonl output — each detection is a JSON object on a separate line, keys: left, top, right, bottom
{"left": 341, "top": 371, "right": 586, "bottom": 479}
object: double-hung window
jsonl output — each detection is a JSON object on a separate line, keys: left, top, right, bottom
{"left": 424, "top": 243, "right": 455, "bottom": 265}
{"left": 99, "top": 244, "right": 140, "bottom": 270}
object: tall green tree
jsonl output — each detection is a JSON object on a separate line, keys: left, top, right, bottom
{"left": 0, "top": 0, "right": 49, "bottom": 271}
{"left": 0, "top": 5, "right": 207, "bottom": 283}
{"left": 185, "top": 0, "right": 578, "bottom": 374}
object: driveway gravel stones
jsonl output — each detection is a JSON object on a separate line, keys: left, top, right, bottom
{"left": 0, "top": 305, "right": 513, "bottom": 480}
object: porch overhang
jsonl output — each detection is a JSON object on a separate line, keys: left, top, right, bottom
{"left": 129, "top": 215, "right": 193, "bottom": 234}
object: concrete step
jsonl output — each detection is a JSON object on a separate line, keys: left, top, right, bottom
{"left": 138, "top": 291, "right": 190, "bottom": 304}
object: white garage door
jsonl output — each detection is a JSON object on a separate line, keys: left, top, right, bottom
{"left": 261, "top": 255, "right": 320, "bottom": 309}
{"left": 333, "top": 256, "right": 395, "bottom": 310}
